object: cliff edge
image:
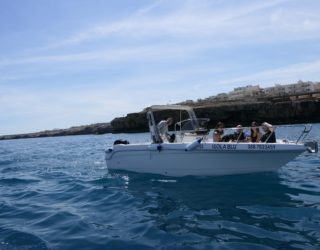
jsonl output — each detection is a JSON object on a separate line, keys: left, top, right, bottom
{"left": 1, "top": 97, "right": 319, "bottom": 140}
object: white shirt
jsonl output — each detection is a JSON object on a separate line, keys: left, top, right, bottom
{"left": 157, "top": 120, "right": 168, "bottom": 135}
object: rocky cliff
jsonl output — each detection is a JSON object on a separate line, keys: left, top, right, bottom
{"left": 111, "top": 99, "right": 320, "bottom": 133}
{"left": 1, "top": 99, "right": 319, "bottom": 140}
{"left": 0, "top": 123, "right": 112, "bottom": 140}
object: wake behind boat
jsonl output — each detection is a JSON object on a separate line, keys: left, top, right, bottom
{"left": 105, "top": 105, "right": 318, "bottom": 177}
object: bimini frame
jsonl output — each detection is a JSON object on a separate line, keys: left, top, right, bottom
{"left": 146, "top": 105, "right": 200, "bottom": 143}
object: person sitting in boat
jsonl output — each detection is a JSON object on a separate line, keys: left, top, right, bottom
{"left": 157, "top": 117, "right": 175, "bottom": 143}
{"left": 221, "top": 124, "right": 246, "bottom": 142}
{"left": 260, "top": 122, "right": 276, "bottom": 143}
{"left": 232, "top": 124, "right": 246, "bottom": 142}
{"left": 250, "top": 121, "right": 262, "bottom": 142}
{"left": 213, "top": 122, "right": 224, "bottom": 142}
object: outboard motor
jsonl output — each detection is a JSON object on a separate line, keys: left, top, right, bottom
{"left": 113, "top": 140, "right": 130, "bottom": 145}
{"left": 304, "top": 141, "right": 318, "bottom": 153}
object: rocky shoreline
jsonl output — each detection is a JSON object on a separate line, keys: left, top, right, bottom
{"left": 1, "top": 97, "right": 320, "bottom": 141}
{"left": 110, "top": 98, "right": 320, "bottom": 133}
{"left": 0, "top": 123, "right": 112, "bottom": 141}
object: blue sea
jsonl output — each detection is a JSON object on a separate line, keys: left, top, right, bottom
{"left": 0, "top": 125, "right": 320, "bottom": 250}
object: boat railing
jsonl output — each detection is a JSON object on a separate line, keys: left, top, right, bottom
{"left": 266, "top": 124, "right": 312, "bottom": 144}
{"left": 216, "top": 124, "right": 313, "bottom": 144}
{"left": 295, "top": 125, "right": 313, "bottom": 143}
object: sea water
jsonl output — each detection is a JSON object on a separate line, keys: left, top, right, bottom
{"left": 0, "top": 125, "right": 319, "bottom": 249}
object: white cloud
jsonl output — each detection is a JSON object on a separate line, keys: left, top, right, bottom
{"left": 1, "top": 0, "right": 320, "bottom": 70}
{"left": 38, "top": 0, "right": 320, "bottom": 50}
{"left": 0, "top": 43, "right": 208, "bottom": 69}
{"left": 1, "top": 57, "right": 319, "bottom": 135}
{"left": 1, "top": 0, "right": 320, "bottom": 135}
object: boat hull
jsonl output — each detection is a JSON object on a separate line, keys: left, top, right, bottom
{"left": 105, "top": 143, "right": 306, "bottom": 177}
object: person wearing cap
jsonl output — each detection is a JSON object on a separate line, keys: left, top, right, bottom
{"left": 157, "top": 117, "right": 175, "bottom": 143}
{"left": 250, "top": 121, "right": 262, "bottom": 142}
{"left": 260, "top": 122, "right": 276, "bottom": 143}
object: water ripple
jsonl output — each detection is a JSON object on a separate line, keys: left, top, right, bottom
{"left": 0, "top": 129, "right": 320, "bottom": 249}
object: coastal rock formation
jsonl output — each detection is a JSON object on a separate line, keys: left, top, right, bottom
{"left": 195, "top": 99, "right": 320, "bottom": 128}
{"left": 111, "top": 113, "right": 148, "bottom": 133}
{"left": 1, "top": 98, "right": 319, "bottom": 140}
{"left": 0, "top": 123, "right": 112, "bottom": 140}
{"left": 110, "top": 99, "right": 320, "bottom": 133}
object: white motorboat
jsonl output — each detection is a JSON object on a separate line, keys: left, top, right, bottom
{"left": 105, "top": 105, "right": 318, "bottom": 177}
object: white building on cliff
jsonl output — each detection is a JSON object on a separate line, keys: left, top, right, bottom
{"left": 264, "top": 81, "right": 316, "bottom": 96}
{"left": 228, "top": 85, "right": 262, "bottom": 100}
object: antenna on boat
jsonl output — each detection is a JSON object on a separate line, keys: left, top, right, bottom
{"left": 296, "top": 125, "right": 312, "bottom": 144}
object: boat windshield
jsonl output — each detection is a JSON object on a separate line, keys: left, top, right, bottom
{"left": 175, "top": 118, "right": 210, "bottom": 134}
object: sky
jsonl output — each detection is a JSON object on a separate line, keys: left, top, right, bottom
{"left": 1, "top": 0, "right": 320, "bottom": 135}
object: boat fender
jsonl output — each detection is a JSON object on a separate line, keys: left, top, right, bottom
{"left": 185, "top": 138, "right": 202, "bottom": 151}
{"left": 304, "top": 141, "right": 318, "bottom": 153}
{"left": 148, "top": 144, "right": 162, "bottom": 151}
